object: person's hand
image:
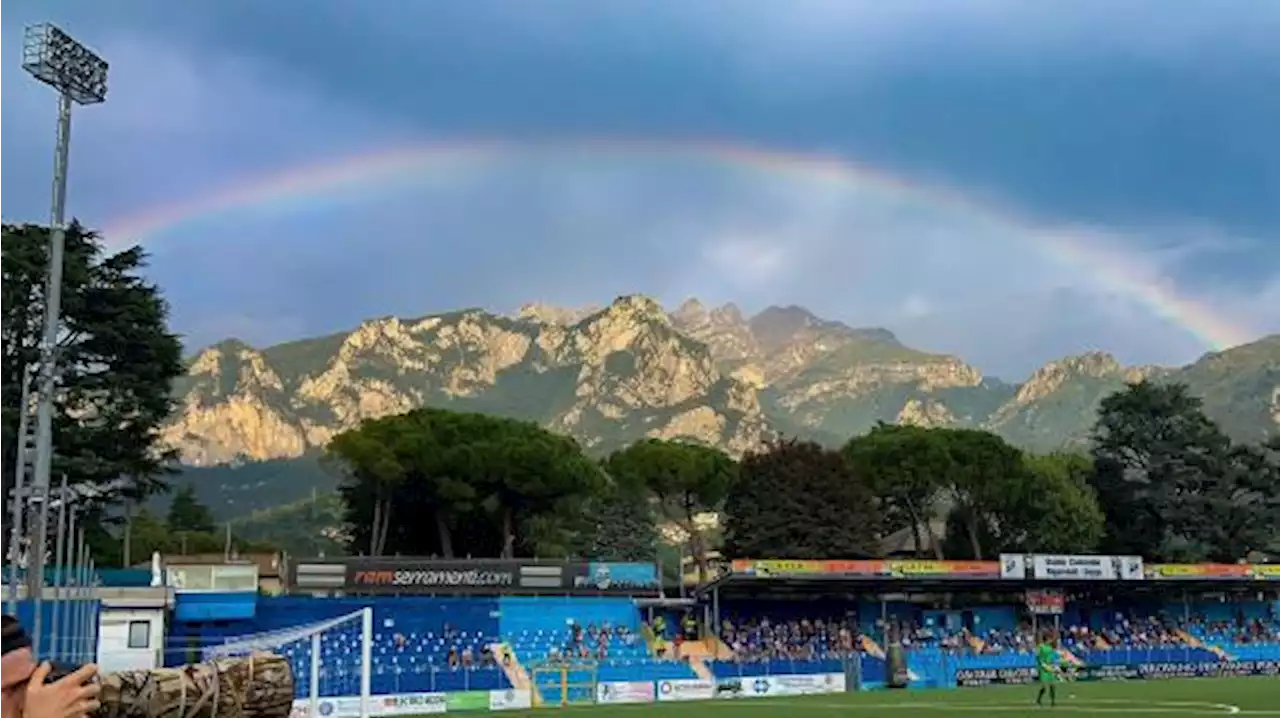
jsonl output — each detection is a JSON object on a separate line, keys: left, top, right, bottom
{"left": 23, "top": 663, "right": 100, "bottom": 718}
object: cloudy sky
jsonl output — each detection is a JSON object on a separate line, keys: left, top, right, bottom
{"left": 2, "top": 0, "right": 1277, "bottom": 379}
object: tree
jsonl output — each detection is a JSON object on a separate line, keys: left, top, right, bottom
{"left": 604, "top": 439, "right": 736, "bottom": 583}
{"left": 327, "top": 416, "right": 411, "bottom": 556}
{"left": 1201, "top": 441, "right": 1280, "bottom": 561}
{"left": 579, "top": 473, "right": 659, "bottom": 563}
{"left": 1007, "top": 453, "right": 1105, "bottom": 554}
{"left": 723, "top": 438, "right": 880, "bottom": 560}
{"left": 330, "top": 407, "right": 605, "bottom": 558}
{"left": 2, "top": 223, "right": 184, "bottom": 512}
{"left": 121, "top": 508, "right": 174, "bottom": 563}
{"left": 466, "top": 423, "right": 606, "bottom": 558}
{"left": 937, "top": 428, "right": 1029, "bottom": 560}
{"left": 167, "top": 484, "right": 217, "bottom": 534}
{"left": 843, "top": 423, "right": 948, "bottom": 558}
{"left": 1090, "top": 380, "right": 1248, "bottom": 561}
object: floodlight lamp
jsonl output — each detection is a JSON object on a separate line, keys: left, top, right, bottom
{"left": 22, "top": 23, "right": 109, "bottom": 105}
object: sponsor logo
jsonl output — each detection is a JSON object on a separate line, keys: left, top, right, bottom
{"left": 574, "top": 562, "right": 659, "bottom": 591}
{"left": 956, "top": 661, "right": 1280, "bottom": 687}
{"left": 715, "top": 679, "right": 742, "bottom": 696}
{"left": 596, "top": 682, "right": 653, "bottom": 704}
{"left": 318, "top": 702, "right": 334, "bottom": 716}
{"left": 656, "top": 680, "right": 713, "bottom": 701}
{"left": 488, "top": 689, "right": 531, "bottom": 711}
{"left": 382, "top": 695, "right": 445, "bottom": 708}
{"left": 352, "top": 569, "right": 513, "bottom": 588}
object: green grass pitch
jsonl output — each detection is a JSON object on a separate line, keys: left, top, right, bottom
{"left": 502, "top": 678, "right": 1279, "bottom": 717}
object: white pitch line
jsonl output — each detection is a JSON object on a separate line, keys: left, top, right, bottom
{"left": 760, "top": 698, "right": 1244, "bottom": 715}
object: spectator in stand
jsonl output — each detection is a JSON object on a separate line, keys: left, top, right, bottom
{"left": 720, "top": 615, "right": 861, "bottom": 662}
{"left": 682, "top": 614, "right": 698, "bottom": 640}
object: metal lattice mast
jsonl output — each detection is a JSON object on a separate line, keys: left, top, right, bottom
{"left": 20, "top": 23, "right": 108, "bottom": 659}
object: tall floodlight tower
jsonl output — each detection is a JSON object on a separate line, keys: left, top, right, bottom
{"left": 20, "top": 23, "right": 108, "bottom": 658}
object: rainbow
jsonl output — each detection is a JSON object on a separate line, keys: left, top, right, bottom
{"left": 100, "top": 139, "right": 1255, "bottom": 351}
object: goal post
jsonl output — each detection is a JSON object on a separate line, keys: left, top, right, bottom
{"left": 528, "top": 658, "right": 598, "bottom": 707}
{"left": 205, "top": 607, "right": 374, "bottom": 718}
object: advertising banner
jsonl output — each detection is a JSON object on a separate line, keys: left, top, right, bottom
{"left": 346, "top": 560, "right": 518, "bottom": 593}
{"left": 1029, "top": 555, "right": 1144, "bottom": 581}
{"left": 711, "top": 674, "right": 845, "bottom": 698}
{"left": 1145, "top": 563, "right": 1280, "bottom": 581}
{"left": 742, "top": 673, "right": 846, "bottom": 697}
{"left": 375, "top": 694, "right": 448, "bottom": 715}
{"left": 730, "top": 559, "right": 999, "bottom": 580}
{"left": 1025, "top": 589, "right": 1066, "bottom": 615}
{"left": 956, "top": 660, "right": 1280, "bottom": 687}
{"left": 291, "top": 698, "right": 362, "bottom": 718}
{"left": 655, "top": 679, "right": 715, "bottom": 702}
{"left": 300, "top": 558, "right": 660, "bottom": 594}
{"left": 596, "top": 681, "right": 656, "bottom": 704}
{"left": 444, "top": 692, "right": 490, "bottom": 712}
{"left": 488, "top": 689, "right": 532, "bottom": 711}
{"left": 571, "top": 563, "right": 660, "bottom": 593}
{"left": 290, "top": 694, "right": 448, "bottom": 718}
{"left": 1000, "top": 555, "right": 1027, "bottom": 580}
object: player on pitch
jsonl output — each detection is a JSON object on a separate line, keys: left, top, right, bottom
{"left": 1035, "top": 629, "right": 1060, "bottom": 707}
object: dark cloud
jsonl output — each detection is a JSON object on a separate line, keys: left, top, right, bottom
{"left": 1, "top": 0, "right": 1276, "bottom": 378}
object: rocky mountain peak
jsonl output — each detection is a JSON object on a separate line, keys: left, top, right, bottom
{"left": 749, "top": 305, "right": 826, "bottom": 348}
{"left": 672, "top": 298, "right": 708, "bottom": 324}
{"left": 671, "top": 298, "right": 747, "bottom": 329}
{"left": 160, "top": 296, "right": 1275, "bottom": 475}
{"left": 591, "top": 294, "right": 670, "bottom": 327}
{"left": 709, "top": 302, "right": 745, "bottom": 326}
{"left": 1008, "top": 351, "right": 1122, "bottom": 407}
{"left": 516, "top": 302, "right": 600, "bottom": 326}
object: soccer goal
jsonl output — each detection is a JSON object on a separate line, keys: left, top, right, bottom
{"left": 529, "top": 658, "right": 598, "bottom": 707}
{"left": 205, "top": 608, "right": 373, "bottom": 718}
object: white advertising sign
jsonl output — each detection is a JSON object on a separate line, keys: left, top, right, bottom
{"left": 291, "top": 698, "right": 364, "bottom": 718}
{"left": 1031, "top": 555, "right": 1143, "bottom": 581}
{"left": 488, "top": 689, "right": 532, "bottom": 711}
{"left": 371, "top": 693, "right": 447, "bottom": 715}
{"left": 596, "top": 681, "right": 655, "bottom": 704}
{"left": 999, "top": 554, "right": 1027, "bottom": 580}
{"left": 741, "top": 673, "right": 845, "bottom": 698}
{"left": 656, "top": 679, "right": 715, "bottom": 702}
{"left": 291, "top": 694, "right": 448, "bottom": 718}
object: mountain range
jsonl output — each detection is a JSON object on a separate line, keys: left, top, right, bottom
{"left": 166, "top": 295, "right": 1279, "bottom": 520}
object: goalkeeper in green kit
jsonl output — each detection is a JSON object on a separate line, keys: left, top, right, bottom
{"left": 1035, "top": 631, "right": 1060, "bottom": 707}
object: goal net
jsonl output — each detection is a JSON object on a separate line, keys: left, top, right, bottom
{"left": 205, "top": 608, "right": 373, "bottom": 718}
{"left": 529, "top": 658, "right": 598, "bottom": 707}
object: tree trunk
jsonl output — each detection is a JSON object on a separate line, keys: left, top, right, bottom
{"left": 965, "top": 513, "right": 983, "bottom": 560}
{"left": 501, "top": 507, "right": 516, "bottom": 559}
{"left": 906, "top": 505, "right": 925, "bottom": 557}
{"left": 686, "top": 507, "right": 708, "bottom": 585}
{"left": 435, "top": 509, "right": 455, "bottom": 559}
{"left": 370, "top": 496, "right": 383, "bottom": 556}
{"left": 122, "top": 503, "right": 134, "bottom": 568}
{"left": 376, "top": 498, "right": 393, "bottom": 556}
{"left": 923, "top": 517, "right": 945, "bottom": 561}
{"left": 97, "top": 653, "right": 294, "bottom": 718}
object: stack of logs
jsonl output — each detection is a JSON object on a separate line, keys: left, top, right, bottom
{"left": 95, "top": 653, "right": 295, "bottom": 718}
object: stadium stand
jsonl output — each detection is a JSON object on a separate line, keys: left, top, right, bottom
{"left": 150, "top": 556, "right": 1279, "bottom": 710}
{"left": 162, "top": 594, "right": 1280, "bottom": 697}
